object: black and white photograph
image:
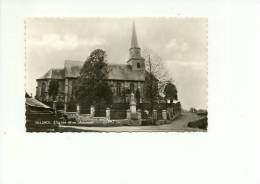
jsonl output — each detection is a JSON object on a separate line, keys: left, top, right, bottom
{"left": 25, "top": 18, "right": 207, "bottom": 132}
{"left": 1, "top": 1, "right": 259, "bottom": 184}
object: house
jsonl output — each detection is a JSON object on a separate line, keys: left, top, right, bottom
{"left": 35, "top": 23, "right": 157, "bottom": 112}
{"left": 25, "top": 97, "right": 58, "bottom": 132}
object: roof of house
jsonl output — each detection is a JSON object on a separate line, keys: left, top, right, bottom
{"left": 26, "top": 98, "right": 51, "bottom": 109}
{"left": 38, "top": 60, "right": 145, "bottom": 81}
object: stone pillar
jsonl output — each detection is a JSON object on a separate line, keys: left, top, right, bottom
{"left": 153, "top": 110, "right": 157, "bottom": 121}
{"left": 76, "top": 104, "right": 80, "bottom": 114}
{"left": 90, "top": 106, "right": 95, "bottom": 117}
{"left": 126, "top": 109, "right": 131, "bottom": 120}
{"left": 137, "top": 109, "right": 142, "bottom": 120}
{"left": 106, "top": 108, "right": 110, "bottom": 120}
{"left": 162, "top": 110, "right": 167, "bottom": 120}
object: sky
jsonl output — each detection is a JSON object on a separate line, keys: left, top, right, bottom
{"left": 25, "top": 18, "right": 207, "bottom": 110}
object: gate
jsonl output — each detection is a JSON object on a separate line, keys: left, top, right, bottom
{"left": 94, "top": 102, "right": 106, "bottom": 117}
{"left": 110, "top": 103, "right": 128, "bottom": 119}
{"left": 79, "top": 103, "right": 90, "bottom": 114}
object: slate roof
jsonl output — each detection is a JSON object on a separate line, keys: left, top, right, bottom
{"left": 38, "top": 60, "right": 145, "bottom": 81}
{"left": 38, "top": 68, "right": 64, "bottom": 80}
{"left": 64, "top": 60, "right": 83, "bottom": 78}
{"left": 107, "top": 64, "right": 145, "bottom": 81}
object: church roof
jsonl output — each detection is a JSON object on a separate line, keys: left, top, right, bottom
{"left": 107, "top": 64, "right": 145, "bottom": 81}
{"left": 38, "top": 68, "right": 64, "bottom": 80}
{"left": 64, "top": 60, "right": 83, "bottom": 78}
{"left": 37, "top": 62, "right": 145, "bottom": 81}
{"left": 38, "top": 60, "right": 82, "bottom": 79}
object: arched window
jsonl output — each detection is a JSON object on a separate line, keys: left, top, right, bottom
{"left": 137, "top": 63, "right": 140, "bottom": 68}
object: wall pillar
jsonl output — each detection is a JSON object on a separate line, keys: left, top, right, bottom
{"left": 106, "top": 108, "right": 110, "bottom": 120}
{"left": 153, "top": 110, "right": 157, "bottom": 122}
{"left": 162, "top": 110, "right": 167, "bottom": 120}
{"left": 76, "top": 104, "right": 80, "bottom": 114}
{"left": 126, "top": 109, "right": 131, "bottom": 120}
{"left": 137, "top": 109, "right": 142, "bottom": 120}
{"left": 90, "top": 106, "right": 95, "bottom": 117}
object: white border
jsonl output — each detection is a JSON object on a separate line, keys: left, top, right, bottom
{"left": 1, "top": 0, "right": 260, "bottom": 184}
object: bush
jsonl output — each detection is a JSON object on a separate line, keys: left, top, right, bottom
{"left": 188, "top": 117, "right": 208, "bottom": 130}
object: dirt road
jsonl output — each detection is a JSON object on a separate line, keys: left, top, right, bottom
{"left": 58, "top": 112, "right": 206, "bottom": 132}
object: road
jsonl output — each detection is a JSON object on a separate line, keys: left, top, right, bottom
{"left": 58, "top": 112, "right": 207, "bottom": 132}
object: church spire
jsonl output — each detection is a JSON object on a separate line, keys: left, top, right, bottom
{"left": 128, "top": 22, "right": 145, "bottom": 71}
{"left": 131, "top": 22, "right": 139, "bottom": 48}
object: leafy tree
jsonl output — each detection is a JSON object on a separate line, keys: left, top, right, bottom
{"left": 164, "top": 82, "right": 178, "bottom": 103}
{"left": 75, "top": 49, "right": 113, "bottom": 107}
{"left": 48, "top": 79, "right": 59, "bottom": 101}
{"left": 142, "top": 48, "right": 172, "bottom": 113}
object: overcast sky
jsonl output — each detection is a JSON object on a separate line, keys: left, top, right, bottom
{"left": 26, "top": 18, "right": 207, "bottom": 109}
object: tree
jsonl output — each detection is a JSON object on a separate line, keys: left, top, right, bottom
{"left": 48, "top": 79, "right": 59, "bottom": 101}
{"left": 164, "top": 82, "right": 178, "bottom": 103}
{"left": 142, "top": 48, "right": 172, "bottom": 113}
{"left": 75, "top": 49, "right": 113, "bottom": 107}
{"left": 25, "top": 91, "right": 31, "bottom": 98}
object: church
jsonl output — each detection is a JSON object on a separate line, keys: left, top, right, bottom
{"left": 35, "top": 23, "right": 156, "bottom": 112}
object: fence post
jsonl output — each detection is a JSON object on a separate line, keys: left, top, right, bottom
{"left": 76, "top": 104, "right": 80, "bottom": 114}
{"left": 137, "top": 109, "right": 142, "bottom": 120}
{"left": 106, "top": 108, "right": 110, "bottom": 120}
{"left": 153, "top": 109, "right": 157, "bottom": 124}
{"left": 90, "top": 105, "right": 95, "bottom": 117}
{"left": 162, "top": 110, "right": 167, "bottom": 120}
{"left": 126, "top": 109, "right": 131, "bottom": 120}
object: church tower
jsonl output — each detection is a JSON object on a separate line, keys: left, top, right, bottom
{"left": 127, "top": 23, "right": 145, "bottom": 71}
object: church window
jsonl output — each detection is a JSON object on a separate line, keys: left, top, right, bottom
{"left": 130, "top": 83, "right": 134, "bottom": 92}
{"left": 137, "top": 63, "right": 140, "bottom": 68}
{"left": 116, "top": 82, "right": 121, "bottom": 96}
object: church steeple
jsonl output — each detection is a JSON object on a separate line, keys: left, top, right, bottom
{"left": 128, "top": 23, "right": 145, "bottom": 71}
{"left": 131, "top": 23, "right": 139, "bottom": 48}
